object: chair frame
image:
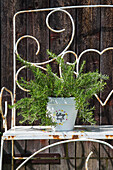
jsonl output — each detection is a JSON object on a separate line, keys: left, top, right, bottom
{"left": 1, "top": 5, "right": 113, "bottom": 170}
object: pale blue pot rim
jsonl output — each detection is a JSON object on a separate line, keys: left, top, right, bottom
{"left": 48, "top": 97, "right": 75, "bottom": 105}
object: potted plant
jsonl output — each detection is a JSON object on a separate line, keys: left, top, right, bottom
{"left": 11, "top": 50, "right": 108, "bottom": 131}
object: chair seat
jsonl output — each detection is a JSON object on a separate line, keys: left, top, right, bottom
{"left": 2, "top": 125, "right": 113, "bottom": 140}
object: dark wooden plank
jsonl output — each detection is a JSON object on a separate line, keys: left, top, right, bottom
{"left": 76, "top": 141, "right": 99, "bottom": 170}
{"left": 76, "top": 1, "right": 101, "bottom": 169}
{"left": 13, "top": 0, "right": 29, "bottom": 169}
{"left": 49, "top": 0, "right": 76, "bottom": 170}
{"left": 1, "top": 1, "right": 113, "bottom": 170}
{"left": 1, "top": 0, "right": 13, "bottom": 90}
{"left": 1, "top": 0, "right": 17, "bottom": 169}
{"left": 50, "top": 139, "right": 76, "bottom": 170}
{"left": 2, "top": 141, "right": 11, "bottom": 170}
{"left": 1, "top": 0, "right": 29, "bottom": 169}
{"left": 25, "top": 1, "right": 50, "bottom": 169}
{"left": 1, "top": 0, "right": 14, "bottom": 131}
{"left": 25, "top": 140, "right": 49, "bottom": 170}
{"left": 100, "top": 1, "right": 113, "bottom": 169}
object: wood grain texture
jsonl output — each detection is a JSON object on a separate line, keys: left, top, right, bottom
{"left": 76, "top": 0, "right": 100, "bottom": 169}
{"left": 49, "top": 1, "right": 76, "bottom": 169}
{"left": 1, "top": 0, "right": 28, "bottom": 169}
{"left": 13, "top": 1, "right": 28, "bottom": 170}
{"left": 1, "top": 0, "right": 19, "bottom": 169}
{"left": 25, "top": 1, "right": 50, "bottom": 169}
{"left": 100, "top": 1, "right": 113, "bottom": 169}
{"left": 14, "top": 0, "right": 27, "bottom": 170}
{"left": 26, "top": 140, "right": 49, "bottom": 170}
{"left": 1, "top": 1, "right": 113, "bottom": 169}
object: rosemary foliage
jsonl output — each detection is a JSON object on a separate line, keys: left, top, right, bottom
{"left": 10, "top": 51, "right": 108, "bottom": 125}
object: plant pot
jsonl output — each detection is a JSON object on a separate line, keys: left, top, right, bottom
{"left": 47, "top": 97, "right": 78, "bottom": 131}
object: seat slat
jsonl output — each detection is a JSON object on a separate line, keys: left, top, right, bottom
{"left": 2, "top": 125, "right": 113, "bottom": 140}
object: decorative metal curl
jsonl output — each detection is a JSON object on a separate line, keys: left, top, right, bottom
{"left": 59, "top": 50, "right": 77, "bottom": 78}
{"left": 46, "top": 8, "right": 65, "bottom": 33}
{"left": 46, "top": 8, "right": 75, "bottom": 57}
{"left": 0, "top": 87, "right": 14, "bottom": 131}
{"left": 76, "top": 47, "right": 113, "bottom": 106}
{"left": 14, "top": 8, "right": 113, "bottom": 106}
{"left": 15, "top": 65, "right": 61, "bottom": 92}
{"left": 15, "top": 35, "right": 40, "bottom": 65}
{"left": 85, "top": 151, "right": 93, "bottom": 170}
{"left": 15, "top": 66, "right": 30, "bottom": 92}
{"left": 2, "top": 5, "right": 113, "bottom": 170}
{"left": 77, "top": 47, "right": 113, "bottom": 75}
{"left": 16, "top": 138, "right": 113, "bottom": 170}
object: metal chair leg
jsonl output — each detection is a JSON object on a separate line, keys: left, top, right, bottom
{"left": 11, "top": 140, "right": 14, "bottom": 170}
{"left": 0, "top": 137, "right": 4, "bottom": 170}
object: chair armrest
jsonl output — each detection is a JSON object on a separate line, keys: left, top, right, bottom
{"left": 0, "top": 87, "right": 14, "bottom": 131}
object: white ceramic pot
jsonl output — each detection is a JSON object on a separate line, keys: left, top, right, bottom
{"left": 47, "top": 97, "right": 78, "bottom": 131}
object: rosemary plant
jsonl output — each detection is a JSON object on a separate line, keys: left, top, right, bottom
{"left": 10, "top": 51, "right": 108, "bottom": 125}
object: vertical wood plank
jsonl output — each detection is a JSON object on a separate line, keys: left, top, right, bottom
{"left": 1, "top": 0, "right": 16, "bottom": 169}
{"left": 14, "top": 0, "right": 28, "bottom": 169}
{"left": 25, "top": 1, "right": 50, "bottom": 169}
{"left": 50, "top": 140, "right": 76, "bottom": 170}
{"left": 76, "top": 0, "right": 100, "bottom": 169}
{"left": 1, "top": 0, "right": 28, "bottom": 169}
{"left": 100, "top": 1, "right": 113, "bottom": 169}
{"left": 1, "top": 0, "right": 13, "bottom": 90}
{"left": 49, "top": 0, "right": 76, "bottom": 170}
{"left": 26, "top": 140, "right": 49, "bottom": 170}
{"left": 1, "top": 1, "right": 113, "bottom": 169}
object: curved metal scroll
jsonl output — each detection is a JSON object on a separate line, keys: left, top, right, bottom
{"left": 15, "top": 35, "right": 40, "bottom": 65}
{"left": 0, "top": 87, "right": 14, "bottom": 131}
{"left": 85, "top": 151, "right": 93, "bottom": 170}
{"left": 14, "top": 7, "right": 113, "bottom": 107}
{"left": 16, "top": 138, "right": 113, "bottom": 170}
{"left": 46, "top": 8, "right": 75, "bottom": 56}
{"left": 11, "top": 5, "right": 113, "bottom": 170}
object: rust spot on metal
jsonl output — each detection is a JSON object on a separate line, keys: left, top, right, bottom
{"left": 53, "top": 135, "right": 60, "bottom": 139}
{"left": 12, "top": 116, "right": 14, "bottom": 122}
{"left": 8, "top": 136, "right": 16, "bottom": 139}
{"left": 72, "top": 135, "right": 79, "bottom": 139}
{"left": 106, "top": 135, "right": 113, "bottom": 139}
{"left": 18, "top": 157, "right": 24, "bottom": 160}
{"left": 20, "top": 36, "right": 25, "bottom": 40}
{"left": 96, "top": 96, "right": 101, "bottom": 103}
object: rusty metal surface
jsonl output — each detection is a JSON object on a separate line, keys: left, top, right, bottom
{"left": 1, "top": 4, "right": 113, "bottom": 170}
{"left": 2, "top": 125, "right": 113, "bottom": 140}
{"left": 0, "top": 87, "right": 14, "bottom": 131}
{"left": 3, "top": 153, "right": 61, "bottom": 164}
{"left": 16, "top": 138, "right": 113, "bottom": 170}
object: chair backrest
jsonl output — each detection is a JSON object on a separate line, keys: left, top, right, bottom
{"left": 12, "top": 5, "right": 113, "bottom": 127}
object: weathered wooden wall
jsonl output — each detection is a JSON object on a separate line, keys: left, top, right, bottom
{"left": 1, "top": 0, "right": 113, "bottom": 169}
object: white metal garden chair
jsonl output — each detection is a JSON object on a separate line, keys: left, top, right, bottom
{"left": 1, "top": 5, "right": 113, "bottom": 170}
